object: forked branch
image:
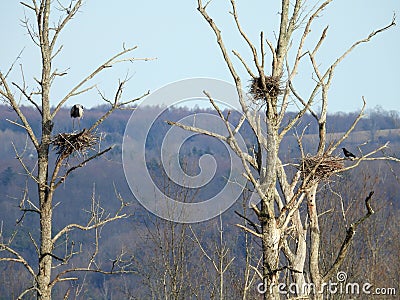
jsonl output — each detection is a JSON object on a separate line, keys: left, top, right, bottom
{"left": 0, "top": 244, "right": 36, "bottom": 277}
{"left": 51, "top": 46, "right": 154, "bottom": 118}
{"left": 323, "top": 191, "right": 375, "bottom": 281}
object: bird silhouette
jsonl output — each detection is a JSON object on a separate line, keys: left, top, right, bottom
{"left": 70, "top": 104, "right": 84, "bottom": 130}
{"left": 342, "top": 147, "right": 356, "bottom": 159}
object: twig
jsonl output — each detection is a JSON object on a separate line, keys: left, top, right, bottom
{"left": 235, "top": 224, "right": 262, "bottom": 238}
{"left": 54, "top": 145, "right": 114, "bottom": 189}
{"left": 235, "top": 210, "right": 261, "bottom": 234}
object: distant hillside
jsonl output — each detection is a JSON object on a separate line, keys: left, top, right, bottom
{"left": 0, "top": 104, "right": 399, "bottom": 298}
{"left": 1, "top": 104, "right": 400, "bottom": 135}
{"left": 1, "top": 104, "right": 399, "bottom": 208}
{"left": 1, "top": 104, "right": 399, "bottom": 211}
{"left": 303, "top": 128, "right": 400, "bottom": 143}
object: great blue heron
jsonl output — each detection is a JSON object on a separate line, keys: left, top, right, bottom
{"left": 342, "top": 147, "right": 356, "bottom": 159}
{"left": 70, "top": 104, "right": 84, "bottom": 130}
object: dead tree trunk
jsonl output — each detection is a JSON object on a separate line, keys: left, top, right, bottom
{"left": 0, "top": 1, "right": 151, "bottom": 298}
{"left": 188, "top": 1, "right": 397, "bottom": 300}
{"left": 36, "top": 2, "right": 54, "bottom": 297}
{"left": 307, "top": 184, "right": 323, "bottom": 299}
{"left": 259, "top": 120, "right": 280, "bottom": 299}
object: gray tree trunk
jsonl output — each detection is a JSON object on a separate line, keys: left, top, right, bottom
{"left": 307, "top": 184, "right": 323, "bottom": 300}
{"left": 37, "top": 2, "right": 54, "bottom": 298}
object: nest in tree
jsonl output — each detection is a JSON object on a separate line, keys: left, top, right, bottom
{"left": 52, "top": 129, "right": 98, "bottom": 158}
{"left": 300, "top": 154, "right": 344, "bottom": 182}
{"left": 249, "top": 75, "right": 282, "bottom": 100}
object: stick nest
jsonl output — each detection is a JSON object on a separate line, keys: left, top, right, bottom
{"left": 300, "top": 154, "right": 344, "bottom": 182}
{"left": 249, "top": 75, "right": 283, "bottom": 100}
{"left": 52, "top": 129, "right": 98, "bottom": 157}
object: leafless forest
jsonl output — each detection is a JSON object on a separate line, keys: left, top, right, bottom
{"left": 0, "top": 0, "right": 399, "bottom": 299}
{"left": 0, "top": 105, "right": 399, "bottom": 299}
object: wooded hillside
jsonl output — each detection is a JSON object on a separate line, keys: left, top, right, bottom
{"left": 1, "top": 104, "right": 399, "bottom": 298}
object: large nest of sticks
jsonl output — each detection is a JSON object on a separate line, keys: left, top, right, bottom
{"left": 249, "top": 75, "right": 283, "bottom": 100}
{"left": 52, "top": 129, "right": 98, "bottom": 158}
{"left": 300, "top": 154, "right": 344, "bottom": 182}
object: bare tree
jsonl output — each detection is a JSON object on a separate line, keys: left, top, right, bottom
{"left": 0, "top": 1, "right": 151, "bottom": 299}
{"left": 235, "top": 189, "right": 263, "bottom": 300}
{"left": 168, "top": 1, "right": 398, "bottom": 299}
{"left": 126, "top": 162, "right": 209, "bottom": 300}
{"left": 190, "top": 215, "right": 235, "bottom": 300}
{"left": 316, "top": 163, "right": 400, "bottom": 299}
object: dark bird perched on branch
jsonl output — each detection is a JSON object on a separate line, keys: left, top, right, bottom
{"left": 342, "top": 147, "right": 356, "bottom": 159}
{"left": 70, "top": 104, "right": 84, "bottom": 130}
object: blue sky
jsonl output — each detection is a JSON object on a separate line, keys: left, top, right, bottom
{"left": 1, "top": 0, "right": 399, "bottom": 112}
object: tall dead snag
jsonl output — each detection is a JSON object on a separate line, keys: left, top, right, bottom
{"left": 167, "top": 1, "right": 398, "bottom": 299}
{"left": 0, "top": 1, "right": 151, "bottom": 299}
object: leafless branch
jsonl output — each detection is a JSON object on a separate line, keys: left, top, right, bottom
{"left": 12, "top": 81, "right": 42, "bottom": 116}
{"left": 49, "top": 0, "right": 83, "bottom": 54}
{"left": 50, "top": 266, "right": 135, "bottom": 288}
{"left": 236, "top": 224, "right": 262, "bottom": 238}
{"left": 12, "top": 142, "right": 40, "bottom": 184}
{"left": 332, "top": 142, "right": 390, "bottom": 174}
{"left": 197, "top": 0, "right": 250, "bottom": 116}
{"left": 88, "top": 79, "right": 150, "bottom": 133}
{"left": 2, "top": 47, "right": 25, "bottom": 81}
{"left": 0, "top": 244, "right": 36, "bottom": 277}
{"left": 53, "top": 145, "right": 114, "bottom": 189}
{"left": 20, "top": 1, "right": 35, "bottom": 11}
{"left": 229, "top": 0, "right": 262, "bottom": 76}
{"left": 279, "top": 81, "right": 319, "bottom": 138}
{"left": 323, "top": 191, "right": 375, "bottom": 281}
{"left": 232, "top": 49, "right": 256, "bottom": 78}
{"left": 52, "top": 210, "right": 127, "bottom": 244}
{"left": 17, "top": 286, "right": 41, "bottom": 300}
{"left": 189, "top": 226, "right": 217, "bottom": 270}
{"left": 0, "top": 71, "right": 39, "bottom": 149}
{"left": 327, "top": 97, "right": 367, "bottom": 155}
{"left": 235, "top": 210, "right": 261, "bottom": 234}
{"left": 51, "top": 46, "right": 154, "bottom": 118}
{"left": 330, "top": 14, "right": 396, "bottom": 74}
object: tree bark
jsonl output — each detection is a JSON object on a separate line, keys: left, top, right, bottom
{"left": 37, "top": 188, "right": 53, "bottom": 300}
{"left": 37, "top": 126, "right": 53, "bottom": 300}
{"left": 37, "top": 1, "right": 54, "bottom": 298}
{"left": 307, "top": 184, "right": 323, "bottom": 299}
{"left": 261, "top": 217, "right": 280, "bottom": 299}
{"left": 260, "top": 119, "right": 281, "bottom": 299}
{"left": 291, "top": 211, "right": 307, "bottom": 297}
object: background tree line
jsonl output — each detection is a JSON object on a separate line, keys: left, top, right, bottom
{"left": 0, "top": 105, "right": 399, "bottom": 298}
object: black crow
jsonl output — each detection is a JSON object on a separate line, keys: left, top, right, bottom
{"left": 342, "top": 147, "right": 356, "bottom": 159}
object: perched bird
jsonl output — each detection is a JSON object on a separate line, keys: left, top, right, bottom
{"left": 342, "top": 147, "right": 356, "bottom": 159}
{"left": 70, "top": 104, "right": 84, "bottom": 130}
